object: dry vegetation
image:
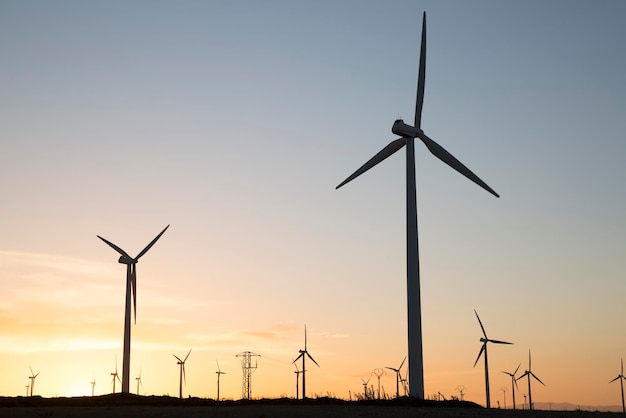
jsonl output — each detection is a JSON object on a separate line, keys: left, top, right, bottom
{"left": 0, "top": 395, "right": 618, "bottom": 418}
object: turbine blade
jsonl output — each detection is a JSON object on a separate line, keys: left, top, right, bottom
{"left": 135, "top": 225, "right": 169, "bottom": 260}
{"left": 304, "top": 324, "right": 307, "bottom": 350}
{"left": 414, "top": 11, "right": 426, "bottom": 129}
{"left": 528, "top": 350, "right": 532, "bottom": 370}
{"left": 97, "top": 236, "right": 131, "bottom": 258}
{"left": 514, "top": 377, "right": 519, "bottom": 390}
{"left": 293, "top": 353, "right": 304, "bottom": 364}
{"left": 514, "top": 363, "right": 521, "bottom": 375}
{"left": 516, "top": 371, "right": 529, "bottom": 381}
{"left": 531, "top": 372, "right": 545, "bottom": 386}
{"left": 489, "top": 339, "right": 513, "bottom": 345}
{"left": 416, "top": 131, "right": 500, "bottom": 198}
{"left": 474, "top": 309, "right": 487, "bottom": 339}
{"left": 307, "top": 352, "right": 320, "bottom": 367}
{"left": 184, "top": 349, "right": 192, "bottom": 362}
{"left": 173, "top": 354, "right": 183, "bottom": 362}
{"left": 610, "top": 376, "right": 621, "bottom": 383}
{"left": 399, "top": 356, "right": 407, "bottom": 370}
{"left": 385, "top": 367, "right": 398, "bottom": 372}
{"left": 336, "top": 138, "right": 406, "bottom": 189}
{"left": 622, "top": 357, "right": 624, "bottom": 375}
{"left": 183, "top": 364, "right": 186, "bottom": 385}
{"left": 473, "top": 343, "right": 486, "bottom": 368}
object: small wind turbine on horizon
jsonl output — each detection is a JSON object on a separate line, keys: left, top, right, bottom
{"left": 292, "top": 325, "right": 319, "bottom": 399}
{"left": 336, "top": 12, "right": 499, "bottom": 399}
{"left": 502, "top": 363, "right": 520, "bottom": 410}
{"left": 25, "top": 384, "right": 29, "bottom": 397}
{"left": 98, "top": 225, "right": 169, "bottom": 394}
{"left": 135, "top": 370, "right": 143, "bottom": 395}
{"left": 473, "top": 310, "right": 512, "bottom": 408}
{"left": 216, "top": 361, "right": 226, "bottom": 401}
{"left": 361, "top": 377, "right": 371, "bottom": 400}
{"left": 28, "top": 367, "right": 39, "bottom": 397}
{"left": 609, "top": 357, "right": 626, "bottom": 413}
{"left": 91, "top": 377, "right": 96, "bottom": 397}
{"left": 516, "top": 350, "right": 545, "bottom": 411}
{"left": 173, "top": 349, "right": 191, "bottom": 399}
{"left": 293, "top": 363, "right": 304, "bottom": 400}
{"left": 385, "top": 356, "right": 407, "bottom": 398}
{"left": 111, "top": 360, "right": 121, "bottom": 394}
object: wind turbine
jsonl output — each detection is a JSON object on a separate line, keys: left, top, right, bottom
{"left": 28, "top": 367, "right": 39, "bottom": 397}
{"left": 335, "top": 12, "right": 499, "bottom": 399}
{"left": 91, "top": 377, "right": 96, "bottom": 397}
{"left": 98, "top": 225, "right": 169, "bottom": 393}
{"left": 473, "top": 310, "right": 512, "bottom": 408}
{"left": 135, "top": 370, "right": 142, "bottom": 395}
{"left": 609, "top": 357, "right": 626, "bottom": 413}
{"left": 111, "top": 360, "right": 121, "bottom": 393}
{"left": 516, "top": 350, "right": 545, "bottom": 411}
{"left": 502, "top": 364, "right": 520, "bottom": 409}
{"left": 293, "top": 363, "right": 303, "bottom": 400}
{"left": 173, "top": 349, "right": 191, "bottom": 399}
{"left": 216, "top": 361, "right": 226, "bottom": 401}
{"left": 292, "top": 325, "right": 319, "bottom": 399}
{"left": 361, "top": 377, "right": 371, "bottom": 400}
{"left": 25, "top": 384, "right": 29, "bottom": 397}
{"left": 385, "top": 356, "right": 407, "bottom": 398}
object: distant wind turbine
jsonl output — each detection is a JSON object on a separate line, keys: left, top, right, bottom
{"left": 25, "top": 384, "right": 29, "bottom": 397}
{"left": 516, "top": 350, "right": 545, "bottom": 411}
{"left": 336, "top": 12, "right": 499, "bottom": 399}
{"left": 292, "top": 325, "right": 319, "bottom": 399}
{"left": 111, "top": 359, "right": 121, "bottom": 394}
{"left": 98, "top": 225, "right": 169, "bottom": 393}
{"left": 173, "top": 349, "right": 191, "bottom": 399}
{"left": 385, "top": 356, "right": 407, "bottom": 399}
{"left": 216, "top": 361, "right": 226, "bottom": 401}
{"left": 502, "top": 364, "right": 520, "bottom": 409}
{"left": 28, "top": 367, "right": 39, "bottom": 397}
{"left": 361, "top": 377, "right": 371, "bottom": 400}
{"left": 473, "top": 310, "right": 512, "bottom": 408}
{"left": 91, "top": 377, "right": 96, "bottom": 397}
{"left": 609, "top": 357, "right": 626, "bottom": 413}
{"left": 293, "top": 363, "right": 303, "bottom": 400}
{"left": 135, "top": 370, "right": 142, "bottom": 395}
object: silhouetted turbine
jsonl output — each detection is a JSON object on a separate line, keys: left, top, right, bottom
{"left": 473, "top": 310, "right": 512, "bottom": 408}
{"left": 292, "top": 325, "right": 319, "bottom": 399}
{"left": 216, "top": 361, "right": 226, "bottom": 401}
{"left": 385, "top": 356, "right": 407, "bottom": 398}
{"left": 609, "top": 357, "right": 626, "bottom": 413}
{"left": 98, "top": 225, "right": 169, "bottom": 393}
{"left": 173, "top": 349, "right": 191, "bottom": 399}
{"left": 502, "top": 364, "right": 520, "bottom": 409}
{"left": 28, "top": 367, "right": 39, "bottom": 397}
{"left": 336, "top": 12, "right": 499, "bottom": 399}
{"left": 516, "top": 350, "right": 545, "bottom": 410}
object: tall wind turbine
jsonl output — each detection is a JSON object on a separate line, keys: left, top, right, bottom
{"left": 216, "top": 361, "right": 226, "bottom": 401}
{"left": 516, "top": 350, "right": 545, "bottom": 411}
{"left": 292, "top": 325, "right": 319, "bottom": 399}
{"left": 98, "top": 225, "right": 169, "bottom": 393}
{"left": 473, "top": 310, "right": 512, "bottom": 408}
{"left": 609, "top": 357, "right": 626, "bottom": 413}
{"left": 502, "top": 363, "right": 520, "bottom": 409}
{"left": 173, "top": 349, "right": 191, "bottom": 399}
{"left": 28, "top": 367, "right": 39, "bottom": 397}
{"left": 385, "top": 356, "right": 407, "bottom": 398}
{"left": 335, "top": 12, "right": 499, "bottom": 399}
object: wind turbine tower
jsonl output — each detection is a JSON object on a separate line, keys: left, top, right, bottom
{"left": 236, "top": 351, "right": 260, "bottom": 400}
{"left": 294, "top": 364, "right": 303, "bottom": 400}
{"left": 135, "top": 370, "right": 142, "bottom": 395}
{"left": 98, "top": 225, "right": 169, "bottom": 393}
{"left": 609, "top": 357, "right": 626, "bottom": 413}
{"left": 336, "top": 12, "right": 499, "bottom": 399}
{"left": 91, "top": 378, "right": 96, "bottom": 397}
{"left": 173, "top": 349, "right": 191, "bottom": 399}
{"left": 473, "top": 310, "right": 513, "bottom": 408}
{"left": 216, "top": 361, "right": 226, "bottom": 401}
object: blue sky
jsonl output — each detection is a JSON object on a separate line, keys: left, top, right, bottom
{"left": 1, "top": 0, "right": 626, "bottom": 407}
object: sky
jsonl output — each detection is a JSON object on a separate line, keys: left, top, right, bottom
{"left": 1, "top": 0, "right": 626, "bottom": 409}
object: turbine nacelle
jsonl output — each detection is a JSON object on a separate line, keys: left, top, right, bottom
{"left": 118, "top": 255, "right": 136, "bottom": 265}
{"left": 392, "top": 119, "right": 422, "bottom": 138}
